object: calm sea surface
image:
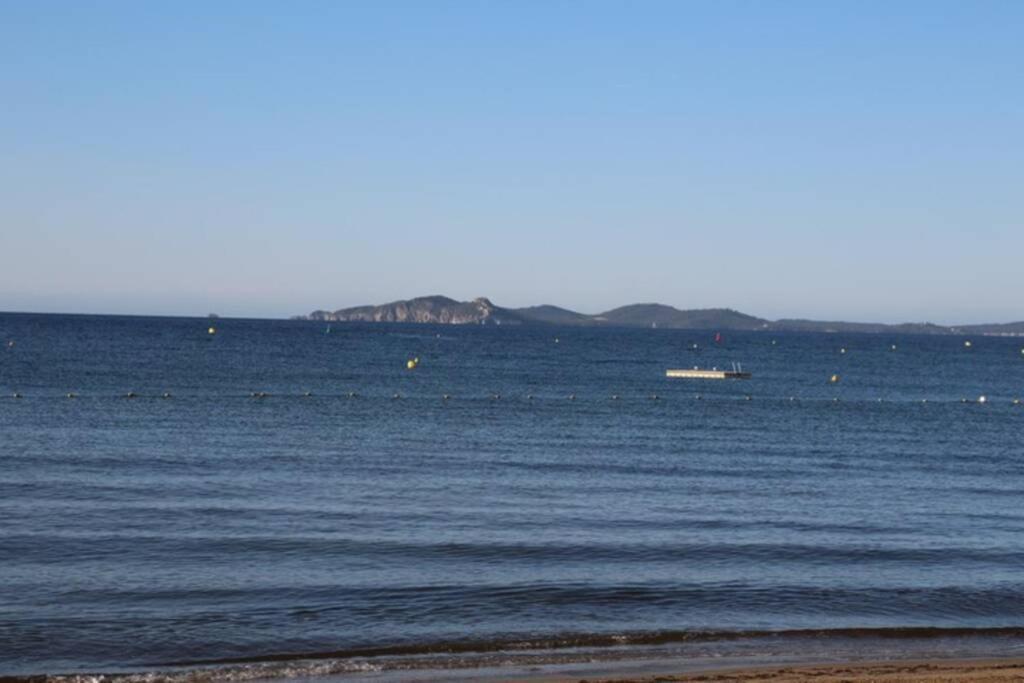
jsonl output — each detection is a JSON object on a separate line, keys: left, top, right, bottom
{"left": 2, "top": 313, "right": 1023, "bottom": 678}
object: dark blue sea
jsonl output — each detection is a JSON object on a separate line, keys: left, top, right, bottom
{"left": 2, "top": 313, "right": 1024, "bottom": 680}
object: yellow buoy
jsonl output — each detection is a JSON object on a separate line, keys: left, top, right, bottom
{"left": 208, "top": 327, "right": 216, "bottom": 335}
{"left": 829, "top": 374, "right": 840, "bottom": 384}
{"left": 406, "top": 359, "right": 417, "bottom": 370}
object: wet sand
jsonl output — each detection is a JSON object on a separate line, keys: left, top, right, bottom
{"left": 565, "top": 658, "right": 1024, "bottom": 682}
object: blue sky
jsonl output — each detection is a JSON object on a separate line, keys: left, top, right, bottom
{"left": 1, "top": 1, "right": 1021, "bottom": 322}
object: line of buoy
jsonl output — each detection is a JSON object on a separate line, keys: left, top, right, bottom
{"left": 3, "top": 392, "right": 1021, "bottom": 405}
{"left": 21, "top": 391, "right": 187, "bottom": 398}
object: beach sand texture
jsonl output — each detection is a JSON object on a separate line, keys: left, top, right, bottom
{"left": 575, "top": 658, "right": 1024, "bottom": 682}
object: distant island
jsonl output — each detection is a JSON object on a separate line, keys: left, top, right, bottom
{"left": 295, "top": 295, "right": 1024, "bottom": 336}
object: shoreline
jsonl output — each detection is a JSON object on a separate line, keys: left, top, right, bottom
{"left": 6, "top": 630, "right": 1024, "bottom": 683}
{"left": 9, "top": 660, "right": 1024, "bottom": 683}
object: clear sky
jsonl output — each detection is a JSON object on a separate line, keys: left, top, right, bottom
{"left": 1, "top": 1, "right": 1021, "bottom": 323}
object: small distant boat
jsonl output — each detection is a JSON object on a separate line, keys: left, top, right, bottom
{"left": 666, "top": 362, "right": 751, "bottom": 380}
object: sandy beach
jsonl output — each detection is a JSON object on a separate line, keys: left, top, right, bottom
{"left": 567, "top": 658, "right": 1024, "bottom": 682}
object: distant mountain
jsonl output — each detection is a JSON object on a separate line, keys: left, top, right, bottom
{"left": 596, "top": 304, "right": 767, "bottom": 330}
{"left": 300, "top": 297, "right": 766, "bottom": 329}
{"left": 766, "top": 319, "right": 954, "bottom": 335}
{"left": 297, "top": 296, "right": 1024, "bottom": 336}
{"left": 304, "top": 295, "right": 526, "bottom": 325}
{"left": 515, "top": 305, "right": 594, "bottom": 326}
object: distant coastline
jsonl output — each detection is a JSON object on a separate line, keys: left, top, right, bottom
{"left": 294, "top": 295, "right": 1024, "bottom": 336}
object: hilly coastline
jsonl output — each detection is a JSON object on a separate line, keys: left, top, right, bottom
{"left": 297, "top": 295, "right": 1024, "bottom": 336}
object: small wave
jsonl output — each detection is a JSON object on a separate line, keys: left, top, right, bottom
{"left": 11, "top": 534, "right": 1023, "bottom": 569}
{"left": 177, "top": 626, "right": 1024, "bottom": 665}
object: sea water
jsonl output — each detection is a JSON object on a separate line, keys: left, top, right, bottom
{"left": 1, "top": 313, "right": 1023, "bottom": 678}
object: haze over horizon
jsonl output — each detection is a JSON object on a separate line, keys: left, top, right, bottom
{"left": 2, "top": 2, "right": 1022, "bottom": 325}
